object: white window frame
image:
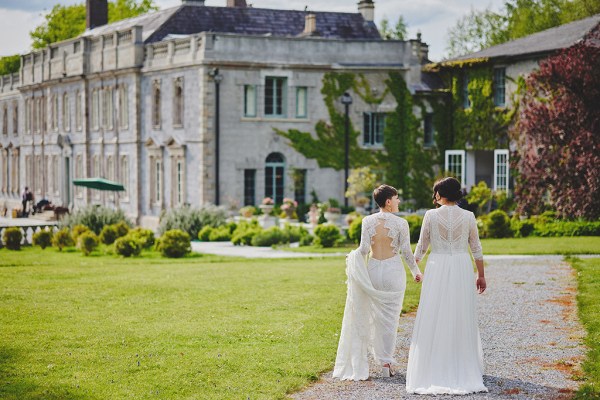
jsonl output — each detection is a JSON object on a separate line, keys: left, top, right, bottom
{"left": 296, "top": 86, "right": 308, "bottom": 118}
{"left": 243, "top": 84, "right": 257, "bottom": 117}
{"left": 63, "top": 93, "right": 70, "bottom": 132}
{"left": 493, "top": 149, "right": 509, "bottom": 191}
{"left": 445, "top": 150, "right": 466, "bottom": 187}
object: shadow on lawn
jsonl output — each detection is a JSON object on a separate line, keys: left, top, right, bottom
{"left": 0, "top": 346, "right": 98, "bottom": 400}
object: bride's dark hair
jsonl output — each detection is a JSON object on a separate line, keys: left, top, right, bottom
{"left": 373, "top": 184, "right": 398, "bottom": 208}
{"left": 432, "top": 177, "right": 463, "bottom": 203}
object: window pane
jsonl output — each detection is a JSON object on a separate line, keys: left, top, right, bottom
{"left": 296, "top": 87, "right": 307, "bottom": 117}
{"left": 244, "top": 169, "right": 256, "bottom": 205}
{"left": 264, "top": 78, "right": 274, "bottom": 115}
{"left": 494, "top": 68, "right": 506, "bottom": 107}
{"left": 463, "top": 75, "right": 470, "bottom": 109}
{"left": 424, "top": 113, "right": 434, "bottom": 146}
{"left": 244, "top": 85, "right": 256, "bottom": 117}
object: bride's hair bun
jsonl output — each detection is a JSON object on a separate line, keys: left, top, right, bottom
{"left": 432, "top": 177, "right": 463, "bottom": 202}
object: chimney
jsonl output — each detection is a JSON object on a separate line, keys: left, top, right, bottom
{"left": 86, "top": 0, "right": 108, "bottom": 30}
{"left": 227, "top": 0, "right": 247, "bottom": 7}
{"left": 182, "top": 0, "right": 205, "bottom": 5}
{"left": 302, "top": 14, "right": 318, "bottom": 36}
{"left": 358, "top": 0, "right": 374, "bottom": 22}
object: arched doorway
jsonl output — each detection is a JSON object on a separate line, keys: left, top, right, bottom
{"left": 265, "top": 152, "right": 284, "bottom": 204}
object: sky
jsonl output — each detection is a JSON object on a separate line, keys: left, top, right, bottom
{"left": 0, "top": 0, "right": 507, "bottom": 61}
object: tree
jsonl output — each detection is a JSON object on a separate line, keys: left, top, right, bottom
{"left": 446, "top": 0, "right": 600, "bottom": 58}
{"left": 31, "top": 0, "right": 157, "bottom": 49}
{"left": 511, "top": 28, "right": 600, "bottom": 219}
{"left": 0, "top": 55, "right": 20, "bottom": 76}
{"left": 379, "top": 16, "right": 408, "bottom": 40}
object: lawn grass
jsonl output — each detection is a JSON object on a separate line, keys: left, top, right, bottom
{"left": 281, "top": 236, "right": 600, "bottom": 255}
{"left": 0, "top": 247, "right": 421, "bottom": 399}
{"left": 569, "top": 257, "right": 600, "bottom": 398}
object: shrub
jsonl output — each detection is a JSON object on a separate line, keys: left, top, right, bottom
{"left": 198, "top": 226, "right": 213, "bottom": 241}
{"left": 71, "top": 224, "right": 91, "bottom": 243}
{"left": 231, "top": 228, "right": 262, "bottom": 246}
{"left": 156, "top": 229, "right": 191, "bottom": 258}
{"left": 62, "top": 205, "right": 131, "bottom": 234}
{"left": 404, "top": 215, "right": 423, "bottom": 242}
{"left": 251, "top": 227, "right": 288, "bottom": 247}
{"left": 128, "top": 228, "right": 155, "bottom": 249}
{"left": 283, "top": 224, "right": 307, "bottom": 243}
{"left": 32, "top": 229, "right": 53, "bottom": 249}
{"left": 158, "top": 205, "right": 227, "bottom": 239}
{"left": 534, "top": 220, "right": 600, "bottom": 237}
{"left": 314, "top": 224, "right": 342, "bottom": 248}
{"left": 52, "top": 227, "right": 74, "bottom": 251}
{"left": 3, "top": 227, "right": 23, "bottom": 250}
{"left": 348, "top": 216, "right": 363, "bottom": 244}
{"left": 208, "top": 226, "right": 232, "bottom": 242}
{"left": 113, "top": 221, "right": 130, "bottom": 238}
{"left": 78, "top": 232, "right": 99, "bottom": 256}
{"left": 485, "top": 210, "right": 513, "bottom": 238}
{"left": 115, "top": 235, "right": 142, "bottom": 257}
{"left": 99, "top": 225, "right": 119, "bottom": 245}
{"left": 511, "top": 217, "right": 535, "bottom": 238}
{"left": 299, "top": 234, "right": 314, "bottom": 246}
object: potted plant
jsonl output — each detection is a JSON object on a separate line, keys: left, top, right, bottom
{"left": 280, "top": 198, "right": 298, "bottom": 220}
{"left": 355, "top": 196, "right": 370, "bottom": 214}
{"left": 239, "top": 206, "right": 256, "bottom": 218}
{"left": 323, "top": 203, "right": 342, "bottom": 225}
{"left": 259, "top": 197, "right": 274, "bottom": 216}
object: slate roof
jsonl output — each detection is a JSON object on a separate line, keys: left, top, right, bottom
{"left": 83, "top": 4, "right": 381, "bottom": 43}
{"left": 446, "top": 14, "right": 600, "bottom": 62}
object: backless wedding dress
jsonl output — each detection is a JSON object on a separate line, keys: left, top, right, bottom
{"left": 333, "top": 211, "right": 421, "bottom": 381}
{"left": 406, "top": 205, "right": 488, "bottom": 394}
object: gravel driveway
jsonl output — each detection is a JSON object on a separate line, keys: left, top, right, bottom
{"left": 292, "top": 255, "right": 587, "bottom": 400}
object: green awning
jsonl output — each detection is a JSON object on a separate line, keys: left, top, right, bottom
{"left": 73, "top": 178, "right": 125, "bottom": 192}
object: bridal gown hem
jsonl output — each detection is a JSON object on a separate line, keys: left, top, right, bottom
{"left": 406, "top": 205, "right": 488, "bottom": 395}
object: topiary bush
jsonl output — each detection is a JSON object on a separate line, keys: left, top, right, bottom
{"left": 198, "top": 226, "right": 213, "bottom": 241}
{"left": 158, "top": 205, "right": 227, "bottom": 240}
{"left": 100, "top": 224, "right": 119, "bottom": 245}
{"left": 511, "top": 217, "right": 535, "bottom": 238}
{"left": 232, "top": 227, "right": 262, "bottom": 246}
{"left": 32, "top": 229, "right": 53, "bottom": 249}
{"left": 52, "top": 227, "right": 74, "bottom": 251}
{"left": 3, "top": 227, "right": 23, "bottom": 250}
{"left": 485, "top": 210, "right": 513, "bottom": 238}
{"left": 71, "top": 224, "right": 91, "bottom": 243}
{"left": 299, "top": 234, "right": 314, "bottom": 246}
{"left": 208, "top": 226, "right": 233, "bottom": 242}
{"left": 404, "top": 215, "right": 424, "bottom": 242}
{"left": 78, "top": 232, "right": 99, "bottom": 256}
{"left": 156, "top": 229, "right": 191, "bottom": 258}
{"left": 314, "top": 224, "right": 342, "bottom": 248}
{"left": 128, "top": 228, "right": 155, "bottom": 249}
{"left": 348, "top": 216, "right": 363, "bottom": 244}
{"left": 61, "top": 205, "right": 131, "bottom": 234}
{"left": 283, "top": 224, "right": 307, "bottom": 243}
{"left": 115, "top": 235, "right": 142, "bottom": 257}
{"left": 251, "top": 227, "right": 288, "bottom": 247}
{"left": 113, "top": 221, "right": 130, "bottom": 238}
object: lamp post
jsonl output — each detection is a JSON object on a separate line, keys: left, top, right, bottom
{"left": 340, "top": 92, "right": 353, "bottom": 208}
{"left": 208, "top": 68, "right": 223, "bottom": 205}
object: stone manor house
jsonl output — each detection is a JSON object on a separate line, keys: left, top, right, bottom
{"left": 0, "top": 0, "right": 436, "bottom": 227}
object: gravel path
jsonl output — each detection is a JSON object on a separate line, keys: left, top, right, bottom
{"left": 292, "top": 255, "right": 588, "bottom": 400}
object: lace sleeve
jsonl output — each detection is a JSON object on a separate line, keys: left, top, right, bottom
{"left": 358, "top": 217, "right": 371, "bottom": 256}
{"left": 468, "top": 213, "right": 484, "bottom": 260}
{"left": 414, "top": 210, "right": 431, "bottom": 261}
{"left": 399, "top": 219, "right": 421, "bottom": 278}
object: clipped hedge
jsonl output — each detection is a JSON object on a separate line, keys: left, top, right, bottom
{"left": 128, "top": 228, "right": 155, "bottom": 249}
{"left": 71, "top": 224, "right": 91, "bottom": 243}
{"left": 115, "top": 235, "right": 142, "bottom": 257}
{"left": 485, "top": 210, "right": 513, "bottom": 238}
{"left": 156, "top": 229, "right": 191, "bottom": 258}
{"left": 347, "top": 216, "right": 363, "bottom": 244}
{"left": 52, "top": 228, "right": 74, "bottom": 251}
{"left": 32, "top": 229, "right": 53, "bottom": 249}
{"left": 208, "top": 226, "right": 233, "bottom": 242}
{"left": 3, "top": 227, "right": 23, "bottom": 250}
{"left": 251, "top": 227, "right": 288, "bottom": 247}
{"left": 314, "top": 224, "right": 342, "bottom": 248}
{"left": 100, "top": 225, "right": 119, "bottom": 245}
{"left": 78, "top": 232, "right": 99, "bottom": 256}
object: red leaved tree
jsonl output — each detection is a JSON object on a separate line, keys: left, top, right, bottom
{"left": 511, "top": 26, "right": 600, "bottom": 219}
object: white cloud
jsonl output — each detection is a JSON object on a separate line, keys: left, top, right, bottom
{"left": 1, "top": 0, "right": 507, "bottom": 60}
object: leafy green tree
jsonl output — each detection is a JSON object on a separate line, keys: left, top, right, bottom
{"left": 30, "top": 0, "right": 157, "bottom": 49}
{"left": 446, "top": 0, "right": 600, "bottom": 58}
{"left": 0, "top": 55, "right": 21, "bottom": 75}
{"left": 379, "top": 16, "right": 408, "bottom": 40}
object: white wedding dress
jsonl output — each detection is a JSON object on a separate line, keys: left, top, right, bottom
{"left": 406, "top": 205, "right": 488, "bottom": 395}
{"left": 333, "top": 211, "right": 421, "bottom": 381}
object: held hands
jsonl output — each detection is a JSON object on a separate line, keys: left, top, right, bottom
{"left": 414, "top": 273, "right": 423, "bottom": 283}
{"left": 476, "top": 277, "right": 486, "bottom": 294}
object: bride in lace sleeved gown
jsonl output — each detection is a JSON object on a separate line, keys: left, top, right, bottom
{"left": 406, "top": 177, "right": 488, "bottom": 395}
{"left": 333, "top": 185, "right": 422, "bottom": 381}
